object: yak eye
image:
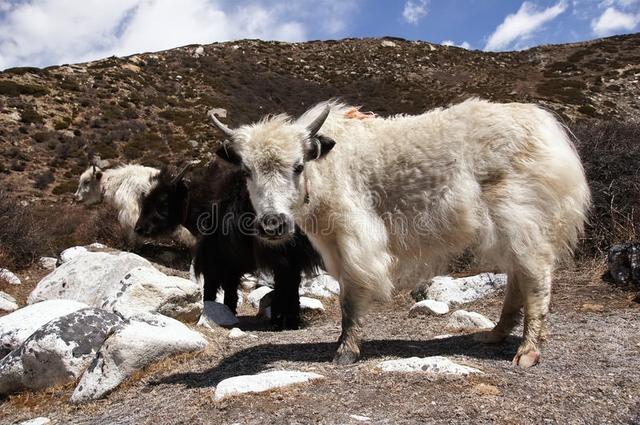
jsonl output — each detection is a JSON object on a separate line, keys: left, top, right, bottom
{"left": 293, "top": 163, "right": 304, "bottom": 175}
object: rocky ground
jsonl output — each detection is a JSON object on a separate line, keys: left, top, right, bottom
{"left": 1, "top": 260, "right": 639, "bottom": 425}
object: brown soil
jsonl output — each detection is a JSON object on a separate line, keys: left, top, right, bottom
{"left": 1, "top": 263, "right": 639, "bottom": 424}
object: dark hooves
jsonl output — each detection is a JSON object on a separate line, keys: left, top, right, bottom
{"left": 333, "top": 349, "right": 360, "bottom": 365}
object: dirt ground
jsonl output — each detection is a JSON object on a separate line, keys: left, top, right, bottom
{"left": 1, "top": 263, "right": 639, "bottom": 425}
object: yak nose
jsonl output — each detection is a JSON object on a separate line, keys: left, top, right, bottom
{"left": 257, "top": 213, "right": 291, "bottom": 239}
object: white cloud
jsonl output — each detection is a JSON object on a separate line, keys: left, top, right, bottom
{"left": 591, "top": 7, "right": 640, "bottom": 36}
{"left": 484, "top": 1, "right": 567, "bottom": 51}
{"left": 402, "top": 0, "right": 428, "bottom": 25}
{"left": 441, "top": 40, "right": 471, "bottom": 49}
{"left": 0, "top": 0, "right": 358, "bottom": 69}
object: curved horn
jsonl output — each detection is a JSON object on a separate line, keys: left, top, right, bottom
{"left": 307, "top": 106, "right": 330, "bottom": 137}
{"left": 172, "top": 160, "right": 201, "bottom": 184}
{"left": 208, "top": 109, "right": 234, "bottom": 138}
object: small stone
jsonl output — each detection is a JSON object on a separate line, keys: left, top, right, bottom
{"left": 38, "top": 257, "right": 57, "bottom": 270}
{"left": 194, "top": 46, "right": 205, "bottom": 57}
{"left": 198, "top": 301, "right": 239, "bottom": 328}
{"left": 581, "top": 302, "right": 604, "bottom": 312}
{"left": 208, "top": 107, "right": 227, "bottom": 118}
{"left": 299, "top": 273, "right": 340, "bottom": 298}
{"left": 432, "top": 334, "right": 453, "bottom": 340}
{"left": 350, "top": 414, "right": 371, "bottom": 422}
{"left": 213, "top": 370, "right": 324, "bottom": 401}
{"left": 409, "top": 299, "right": 449, "bottom": 316}
{"left": 0, "top": 268, "right": 21, "bottom": 285}
{"left": 474, "top": 383, "right": 501, "bottom": 396}
{"left": 228, "top": 328, "right": 249, "bottom": 339}
{"left": 381, "top": 40, "right": 397, "bottom": 47}
{"left": 0, "top": 291, "right": 18, "bottom": 312}
{"left": 299, "top": 297, "right": 324, "bottom": 312}
{"left": 376, "top": 356, "right": 482, "bottom": 375}
{"left": 248, "top": 286, "right": 273, "bottom": 309}
{"left": 447, "top": 310, "right": 495, "bottom": 330}
{"left": 17, "top": 418, "right": 51, "bottom": 425}
{"left": 87, "top": 242, "right": 107, "bottom": 249}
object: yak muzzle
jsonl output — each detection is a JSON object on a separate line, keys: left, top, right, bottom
{"left": 257, "top": 213, "right": 293, "bottom": 241}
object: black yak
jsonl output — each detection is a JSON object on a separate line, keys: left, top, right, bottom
{"left": 134, "top": 160, "right": 322, "bottom": 330}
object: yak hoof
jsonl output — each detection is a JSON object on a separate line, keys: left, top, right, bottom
{"left": 333, "top": 348, "right": 360, "bottom": 365}
{"left": 473, "top": 329, "right": 508, "bottom": 344}
{"left": 512, "top": 344, "right": 540, "bottom": 369}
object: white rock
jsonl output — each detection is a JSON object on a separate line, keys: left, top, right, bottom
{"left": 38, "top": 257, "right": 57, "bottom": 270}
{"left": 215, "top": 288, "right": 244, "bottom": 306}
{"left": 417, "top": 273, "right": 507, "bottom": 305}
{"left": 228, "top": 328, "right": 250, "bottom": 339}
{"left": 299, "top": 273, "right": 340, "bottom": 298}
{"left": 376, "top": 356, "right": 482, "bottom": 375}
{"left": 350, "top": 415, "right": 371, "bottom": 422}
{"left": 29, "top": 253, "right": 202, "bottom": 323}
{"left": 381, "top": 40, "right": 397, "bottom": 47}
{"left": 71, "top": 314, "right": 207, "bottom": 403}
{"left": 0, "top": 268, "right": 21, "bottom": 285}
{"left": 29, "top": 251, "right": 150, "bottom": 305}
{"left": 248, "top": 286, "right": 273, "bottom": 309}
{"left": 299, "top": 297, "right": 324, "bottom": 312}
{"left": 87, "top": 242, "right": 107, "bottom": 249}
{"left": 0, "top": 299, "right": 89, "bottom": 356}
{"left": 0, "top": 291, "right": 18, "bottom": 313}
{"left": 58, "top": 246, "right": 89, "bottom": 263}
{"left": 194, "top": 46, "right": 205, "bottom": 57}
{"left": 17, "top": 418, "right": 51, "bottom": 425}
{"left": 103, "top": 266, "right": 202, "bottom": 323}
{"left": 255, "top": 272, "right": 274, "bottom": 288}
{"left": 198, "top": 301, "right": 239, "bottom": 328}
{"left": 447, "top": 310, "right": 495, "bottom": 330}
{"left": 213, "top": 370, "right": 324, "bottom": 401}
{"left": 409, "top": 299, "right": 449, "bottom": 316}
{"left": 0, "top": 308, "right": 123, "bottom": 395}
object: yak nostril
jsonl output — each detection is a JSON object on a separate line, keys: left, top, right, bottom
{"left": 259, "top": 213, "right": 289, "bottom": 237}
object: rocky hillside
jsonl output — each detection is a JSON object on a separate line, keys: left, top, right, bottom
{"left": 0, "top": 34, "right": 639, "bottom": 266}
{"left": 0, "top": 34, "right": 639, "bottom": 202}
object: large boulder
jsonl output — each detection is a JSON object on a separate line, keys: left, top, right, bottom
{"left": 28, "top": 252, "right": 202, "bottom": 323}
{"left": 102, "top": 266, "right": 202, "bottom": 323}
{"left": 71, "top": 314, "right": 207, "bottom": 403}
{"left": 412, "top": 273, "right": 507, "bottom": 305}
{"left": 28, "top": 251, "right": 150, "bottom": 305}
{"left": 0, "top": 299, "right": 89, "bottom": 357}
{"left": 213, "top": 370, "right": 324, "bottom": 401}
{"left": 0, "top": 309, "right": 123, "bottom": 395}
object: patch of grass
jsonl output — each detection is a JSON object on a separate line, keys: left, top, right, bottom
{"left": 20, "top": 106, "right": 43, "bottom": 124}
{"left": 51, "top": 179, "right": 77, "bottom": 195}
{"left": 537, "top": 78, "right": 588, "bottom": 105}
{"left": 32, "top": 170, "right": 55, "bottom": 190}
{"left": 0, "top": 80, "right": 49, "bottom": 97}
{"left": 0, "top": 192, "right": 46, "bottom": 269}
{"left": 577, "top": 105, "right": 597, "bottom": 117}
{"left": 1, "top": 66, "right": 44, "bottom": 76}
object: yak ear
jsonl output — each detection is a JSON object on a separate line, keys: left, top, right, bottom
{"left": 215, "top": 142, "right": 242, "bottom": 166}
{"left": 305, "top": 134, "right": 336, "bottom": 161}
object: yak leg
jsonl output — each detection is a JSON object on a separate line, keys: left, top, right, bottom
{"left": 331, "top": 217, "right": 394, "bottom": 365}
{"left": 512, "top": 267, "right": 552, "bottom": 368}
{"left": 474, "top": 273, "right": 523, "bottom": 343}
{"left": 221, "top": 271, "right": 241, "bottom": 314}
{"left": 271, "top": 266, "right": 302, "bottom": 331}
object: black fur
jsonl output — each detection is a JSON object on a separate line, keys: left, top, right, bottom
{"left": 135, "top": 160, "right": 322, "bottom": 330}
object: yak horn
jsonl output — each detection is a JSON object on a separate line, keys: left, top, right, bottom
{"left": 307, "top": 106, "right": 330, "bottom": 137}
{"left": 172, "top": 160, "right": 201, "bottom": 184}
{"left": 208, "top": 110, "right": 234, "bottom": 138}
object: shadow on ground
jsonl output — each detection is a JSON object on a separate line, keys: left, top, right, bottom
{"left": 154, "top": 334, "right": 520, "bottom": 388}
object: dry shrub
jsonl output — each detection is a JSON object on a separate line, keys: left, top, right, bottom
{"left": 573, "top": 121, "right": 640, "bottom": 257}
{"left": 0, "top": 192, "right": 46, "bottom": 269}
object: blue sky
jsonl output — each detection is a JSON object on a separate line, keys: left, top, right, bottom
{"left": 0, "top": 0, "right": 638, "bottom": 69}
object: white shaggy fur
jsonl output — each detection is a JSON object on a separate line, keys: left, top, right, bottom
{"left": 74, "top": 164, "right": 195, "bottom": 247}
{"left": 221, "top": 98, "right": 591, "bottom": 368}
